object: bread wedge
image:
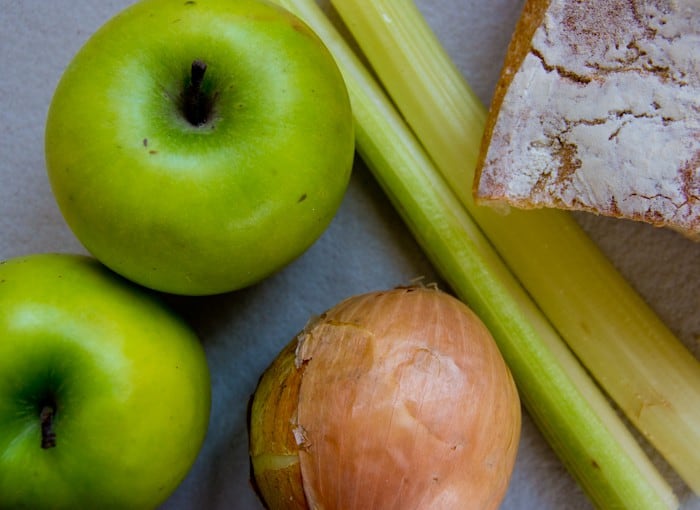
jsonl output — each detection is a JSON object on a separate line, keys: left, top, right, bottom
{"left": 474, "top": 0, "right": 700, "bottom": 240}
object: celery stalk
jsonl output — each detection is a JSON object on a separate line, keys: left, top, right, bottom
{"left": 329, "top": 0, "right": 700, "bottom": 497}
{"left": 270, "top": 0, "right": 678, "bottom": 508}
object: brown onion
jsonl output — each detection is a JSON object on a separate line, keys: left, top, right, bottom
{"left": 249, "top": 286, "right": 521, "bottom": 509}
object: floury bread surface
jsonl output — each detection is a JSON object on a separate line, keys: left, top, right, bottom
{"left": 474, "top": 0, "right": 700, "bottom": 239}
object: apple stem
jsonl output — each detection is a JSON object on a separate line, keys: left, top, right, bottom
{"left": 183, "top": 59, "right": 210, "bottom": 126}
{"left": 40, "top": 405, "right": 57, "bottom": 449}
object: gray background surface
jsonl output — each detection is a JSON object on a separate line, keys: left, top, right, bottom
{"left": 1, "top": 0, "right": 698, "bottom": 508}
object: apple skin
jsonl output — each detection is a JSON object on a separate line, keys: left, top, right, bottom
{"left": 45, "top": 0, "right": 354, "bottom": 296}
{"left": 0, "top": 253, "right": 211, "bottom": 509}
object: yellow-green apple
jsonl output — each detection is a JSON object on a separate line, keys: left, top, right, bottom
{"left": 0, "top": 253, "right": 211, "bottom": 509}
{"left": 45, "top": 0, "right": 355, "bottom": 295}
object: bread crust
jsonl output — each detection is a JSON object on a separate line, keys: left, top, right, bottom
{"left": 474, "top": 0, "right": 551, "bottom": 200}
{"left": 474, "top": 0, "right": 700, "bottom": 240}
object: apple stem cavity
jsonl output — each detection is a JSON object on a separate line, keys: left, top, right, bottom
{"left": 183, "top": 59, "right": 212, "bottom": 127}
{"left": 40, "top": 405, "right": 57, "bottom": 449}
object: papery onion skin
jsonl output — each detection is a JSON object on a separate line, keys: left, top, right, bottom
{"left": 249, "top": 340, "right": 308, "bottom": 509}
{"left": 249, "top": 286, "right": 521, "bottom": 510}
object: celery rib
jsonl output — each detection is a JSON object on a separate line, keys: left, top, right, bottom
{"left": 270, "top": 0, "right": 679, "bottom": 508}
{"left": 328, "top": 0, "right": 700, "bottom": 498}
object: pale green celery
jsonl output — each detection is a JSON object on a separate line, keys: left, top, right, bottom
{"left": 271, "top": 0, "right": 677, "bottom": 508}
{"left": 329, "top": 0, "right": 700, "bottom": 497}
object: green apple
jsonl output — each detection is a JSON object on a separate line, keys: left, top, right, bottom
{"left": 0, "top": 253, "right": 211, "bottom": 509}
{"left": 45, "top": 0, "right": 354, "bottom": 296}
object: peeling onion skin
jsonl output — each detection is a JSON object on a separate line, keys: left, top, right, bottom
{"left": 249, "top": 286, "right": 521, "bottom": 509}
{"left": 250, "top": 339, "right": 308, "bottom": 509}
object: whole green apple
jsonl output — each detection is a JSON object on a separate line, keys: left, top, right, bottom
{"left": 45, "top": 0, "right": 354, "bottom": 295}
{"left": 0, "top": 253, "right": 211, "bottom": 509}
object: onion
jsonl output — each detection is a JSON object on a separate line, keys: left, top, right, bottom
{"left": 249, "top": 286, "right": 521, "bottom": 509}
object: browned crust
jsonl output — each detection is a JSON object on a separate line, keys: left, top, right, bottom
{"left": 473, "top": 0, "right": 551, "bottom": 200}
